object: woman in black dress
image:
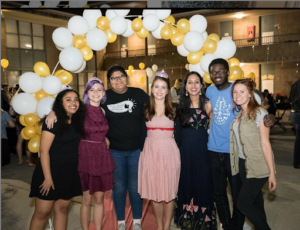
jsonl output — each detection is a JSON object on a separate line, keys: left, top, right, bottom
{"left": 29, "top": 89, "right": 85, "bottom": 230}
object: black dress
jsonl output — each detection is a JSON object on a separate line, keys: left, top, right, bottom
{"left": 29, "top": 121, "right": 82, "bottom": 200}
{"left": 174, "top": 109, "right": 217, "bottom": 230}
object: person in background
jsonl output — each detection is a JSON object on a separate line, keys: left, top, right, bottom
{"left": 266, "top": 94, "right": 277, "bottom": 116}
{"left": 171, "top": 79, "right": 182, "bottom": 103}
{"left": 1, "top": 84, "right": 10, "bottom": 112}
{"left": 1, "top": 109, "right": 15, "bottom": 166}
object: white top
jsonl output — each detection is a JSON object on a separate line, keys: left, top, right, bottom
{"left": 171, "top": 87, "right": 180, "bottom": 103}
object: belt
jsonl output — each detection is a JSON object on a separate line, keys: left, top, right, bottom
{"left": 147, "top": 127, "right": 174, "bottom": 131}
{"left": 81, "top": 140, "right": 105, "bottom": 143}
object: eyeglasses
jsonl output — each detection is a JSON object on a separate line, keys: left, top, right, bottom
{"left": 110, "top": 74, "right": 126, "bottom": 81}
{"left": 210, "top": 69, "right": 228, "bottom": 75}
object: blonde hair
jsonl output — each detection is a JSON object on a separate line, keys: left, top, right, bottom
{"left": 173, "top": 78, "right": 182, "bottom": 89}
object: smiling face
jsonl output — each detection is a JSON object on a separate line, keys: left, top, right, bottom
{"left": 109, "top": 71, "right": 128, "bottom": 94}
{"left": 232, "top": 83, "right": 251, "bottom": 107}
{"left": 185, "top": 74, "right": 202, "bottom": 96}
{"left": 152, "top": 78, "right": 168, "bottom": 101}
{"left": 210, "top": 63, "right": 229, "bottom": 88}
{"left": 88, "top": 83, "right": 104, "bottom": 106}
{"left": 62, "top": 91, "right": 80, "bottom": 117}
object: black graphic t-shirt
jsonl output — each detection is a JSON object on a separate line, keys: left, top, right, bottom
{"left": 101, "top": 87, "right": 149, "bottom": 151}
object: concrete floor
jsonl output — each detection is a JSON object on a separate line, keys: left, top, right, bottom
{"left": 2, "top": 111, "right": 300, "bottom": 230}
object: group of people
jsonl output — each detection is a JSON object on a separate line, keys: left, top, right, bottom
{"left": 27, "top": 58, "right": 277, "bottom": 230}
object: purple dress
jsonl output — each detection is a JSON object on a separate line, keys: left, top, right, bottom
{"left": 78, "top": 104, "right": 116, "bottom": 194}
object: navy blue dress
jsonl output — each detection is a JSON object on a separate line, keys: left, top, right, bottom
{"left": 174, "top": 108, "right": 217, "bottom": 230}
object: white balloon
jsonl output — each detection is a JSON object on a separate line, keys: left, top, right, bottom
{"left": 122, "top": 19, "right": 135, "bottom": 37}
{"left": 72, "top": 61, "right": 86, "bottom": 73}
{"left": 213, "top": 39, "right": 237, "bottom": 59}
{"left": 106, "top": 10, "right": 117, "bottom": 20}
{"left": 110, "top": 16, "right": 127, "bottom": 35}
{"left": 189, "top": 15, "right": 207, "bottom": 33}
{"left": 185, "top": 64, "right": 189, "bottom": 70}
{"left": 83, "top": 9, "right": 102, "bottom": 29}
{"left": 143, "top": 14, "right": 160, "bottom": 32}
{"left": 55, "top": 45, "right": 64, "bottom": 51}
{"left": 113, "top": 10, "right": 130, "bottom": 17}
{"left": 147, "top": 70, "right": 154, "bottom": 78}
{"left": 68, "top": 16, "right": 90, "bottom": 35}
{"left": 146, "top": 67, "right": 151, "bottom": 72}
{"left": 20, "top": 5, "right": 30, "bottom": 8}
{"left": 69, "top": 1, "right": 87, "bottom": 8}
{"left": 152, "top": 64, "right": 158, "bottom": 72}
{"left": 202, "top": 31, "right": 208, "bottom": 41}
{"left": 36, "top": 97, "right": 55, "bottom": 119}
{"left": 44, "top": 1, "right": 60, "bottom": 7}
{"left": 143, "top": 10, "right": 156, "bottom": 17}
{"left": 52, "top": 27, "right": 73, "bottom": 48}
{"left": 42, "top": 75, "right": 62, "bottom": 95}
{"left": 100, "top": 4, "right": 110, "bottom": 8}
{"left": 29, "top": 1, "right": 41, "bottom": 7}
{"left": 152, "top": 22, "right": 164, "bottom": 39}
{"left": 155, "top": 10, "right": 171, "bottom": 20}
{"left": 19, "top": 72, "right": 43, "bottom": 94}
{"left": 177, "top": 44, "right": 189, "bottom": 57}
{"left": 189, "top": 63, "right": 205, "bottom": 76}
{"left": 200, "top": 54, "right": 217, "bottom": 73}
{"left": 183, "top": 31, "right": 204, "bottom": 52}
{"left": 59, "top": 47, "right": 83, "bottom": 71}
{"left": 86, "top": 28, "right": 108, "bottom": 51}
{"left": 12, "top": 93, "right": 37, "bottom": 115}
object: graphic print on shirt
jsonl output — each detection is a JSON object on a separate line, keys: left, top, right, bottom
{"left": 213, "top": 97, "right": 231, "bottom": 125}
{"left": 107, "top": 99, "right": 137, "bottom": 113}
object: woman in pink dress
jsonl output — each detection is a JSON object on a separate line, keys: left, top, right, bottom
{"left": 138, "top": 70, "right": 181, "bottom": 230}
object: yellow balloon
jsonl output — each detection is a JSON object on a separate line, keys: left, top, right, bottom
{"left": 207, "top": 33, "right": 220, "bottom": 43}
{"left": 47, "top": 94, "right": 55, "bottom": 98}
{"left": 57, "top": 70, "right": 73, "bottom": 85}
{"left": 187, "top": 50, "right": 204, "bottom": 65}
{"left": 128, "top": 69, "right": 133, "bottom": 76}
{"left": 171, "top": 26, "right": 178, "bottom": 34}
{"left": 171, "top": 32, "right": 185, "bottom": 46}
{"left": 131, "top": 18, "right": 143, "bottom": 32}
{"left": 203, "top": 39, "right": 217, "bottom": 54}
{"left": 73, "top": 35, "right": 87, "bottom": 49}
{"left": 229, "top": 66, "right": 243, "bottom": 81}
{"left": 139, "top": 62, "right": 145, "bottom": 70}
{"left": 28, "top": 135, "right": 41, "bottom": 153}
{"left": 136, "top": 27, "right": 149, "bottom": 39}
{"left": 128, "top": 65, "right": 134, "bottom": 70}
{"left": 203, "top": 72, "right": 213, "bottom": 84}
{"left": 19, "top": 115, "right": 27, "bottom": 126}
{"left": 80, "top": 45, "right": 94, "bottom": 61}
{"left": 229, "top": 57, "right": 240, "bottom": 67}
{"left": 177, "top": 19, "right": 190, "bottom": 34}
{"left": 21, "top": 128, "right": 30, "bottom": 140}
{"left": 240, "top": 71, "right": 245, "bottom": 79}
{"left": 35, "top": 122, "right": 42, "bottom": 135}
{"left": 54, "top": 69, "right": 65, "bottom": 76}
{"left": 39, "top": 5, "right": 45, "bottom": 8}
{"left": 160, "top": 25, "right": 173, "bottom": 40}
{"left": 23, "top": 126, "right": 37, "bottom": 139}
{"left": 24, "top": 113, "right": 39, "bottom": 126}
{"left": 35, "top": 89, "right": 48, "bottom": 101}
{"left": 248, "top": 72, "right": 256, "bottom": 81}
{"left": 96, "top": 16, "right": 110, "bottom": 31}
{"left": 84, "top": 5, "right": 90, "bottom": 8}
{"left": 34, "top": 62, "right": 50, "bottom": 78}
{"left": 1, "top": 59, "right": 9, "bottom": 68}
{"left": 104, "top": 28, "right": 117, "bottom": 43}
{"left": 139, "top": 76, "right": 146, "bottom": 84}
{"left": 164, "top": 15, "right": 175, "bottom": 25}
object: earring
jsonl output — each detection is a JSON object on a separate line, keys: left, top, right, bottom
{"left": 199, "top": 92, "right": 202, "bottom": 95}
{"left": 185, "top": 91, "right": 188, "bottom": 96}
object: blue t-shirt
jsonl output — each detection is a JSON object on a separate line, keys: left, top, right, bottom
{"left": 1, "top": 110, "right": 12, "bottom": 139}
{"left": 206, "top": 84, "right": 236, "bottom": 153}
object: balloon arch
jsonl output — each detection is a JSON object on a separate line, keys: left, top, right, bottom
{"left": 11, "top": 9, "right": 253, "bottom": 152}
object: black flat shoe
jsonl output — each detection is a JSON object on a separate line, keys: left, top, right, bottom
{"left": 294, "top": 165, "right": 300, "bottom": 169}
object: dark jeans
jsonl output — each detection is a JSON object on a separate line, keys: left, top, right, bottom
{"left": 110, "top": 148, "right": 143, "bottom": 220}
{"left": 291, "top": 112, "right": 300, "bottom": 166}
{"left": 208, "top": 151, "right": 244, "bottom": 230}
{"left": 238, "top": 158, "right": 270, "bottom": 230}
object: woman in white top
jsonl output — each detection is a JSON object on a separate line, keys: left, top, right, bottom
{"left": 171, "top": 79, "right": 182, "bottom": 103}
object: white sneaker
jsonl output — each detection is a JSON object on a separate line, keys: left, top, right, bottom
{"left": 118, "top": 223, "right": 126, "bottom": 230}
{"left": 133, "top": 223, "right": 142, "bottom": 230}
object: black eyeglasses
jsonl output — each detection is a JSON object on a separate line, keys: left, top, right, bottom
{"left": 210, "top": 69, "right": 228, "bottom": 75}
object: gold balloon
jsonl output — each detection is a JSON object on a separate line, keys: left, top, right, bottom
{"left": 128, "top": 69, "right": 133, "bottom": 76}
{"left": 203, "top": 39, "right": 217, "bottom": 54}
{"left": 207, "top": 33, "right": 220, "bottom": 43}
{"left": 54, "top": 69, "right": 65, "bottom": 76}
{"left": 160, "top": 25, "right": 173, "bottom": 40}
{"left": 73, "top": 35, "right": 87, "bottom": 49}
{"left": 23, "top": 126, "right": 37, "bottom": 139}
{"left": 171, "top": 32, "right": 185, "bottom": 46}
{"left": 39, "top": 5, "right": 45, "bottom": 8}
{"left": 80, "top": 45, "right": 94, "bottom": 61}
{"left": 164, "top": 15, "right": 175, "bottom": 25}
{"left": 19, "top": 115, "right": 27, "bottom": 126}
{"left": 229, "top": 57, "right": 240, "bottom": 67}
{"left": 131, "top": 18, "right": 143, "bottom": 32}
{"left": 128, "top": 65, "right": 134, "bottom": 70}
{"left": 187, "top": 50, "right": 204, "bottom": 65}
{"left": 21, "top": 129, "right": 30, "bottom": 140}
{"left": 84, "top": 5, "right": 90, "bottom": 8}
{"left": 139, "top": 76, "right": 146, "bottom": 84}
{"left": 136, "top": 27, "right": 149, "bottom": 39}
{"left": 1, "top": 59, "right": 9, "bottom": 68}
{"left": 35, "top": 89, "right": 48, "bottom": 101}
{"left": 24, "top": 113, "right": 39, "bottom": 126}
{"left": 35, "top": 122, "right": 42, "bottom": 135}
{"left": 229, "top": 66, "right": 243, "bottom": 81}
{"left": 47, "top": 94, "right": 55, "bottom": 98}
{"left": 177, "top": 19, "right": 190, "bottom": 34}
{"left": 248, "top": 72, "right": 256, "bottom": 80}
{"left": 171, "top": 26, "right": 178, "bottom": 34}
{"left": 203, "top": 72, "right": 213, "bottom": 84}
{"left": 104, "top": 28, "right": 117, "bottom": 43}
{"left": 139, "top": 62, "right": 145, "bottom": 70}
{"left": 28, "top": 135, "right": 41, "bottom": 153}
{"left": 34, "top": 62, "right": 50, "bottom": 78}
{"left": 96, "top": 16, "right": 110, "bottom": 31}
{"left": 57, "top": 70, "right": 73, "bottom": 85}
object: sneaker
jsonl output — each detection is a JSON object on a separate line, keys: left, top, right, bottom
{"left": 133, "top": 223, "right": 142, "bottom": 230}
{"left": 118, "top": 223, "right": 126, "bottom": 230}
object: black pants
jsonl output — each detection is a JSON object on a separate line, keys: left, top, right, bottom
{"left": 291, "top": 112, "right": 300, "bottom": 166}
{"left": 1, "top": 139, "right": 10, "bottom": 166}
{"left": 238, "top": 158, "right": 270, "bottom": 230}
{"left": 208, "top": 151, "right": 244, "bottom": 230}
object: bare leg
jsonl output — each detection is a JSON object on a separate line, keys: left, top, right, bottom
{"left": 81, "top": 191, "right": 93, "bottom": 230}
{"left": 152, "top": 201, "right": 164, "bottom": 230}
{"left": 53, "top": 199, "right": 72, "bottom": 230}
{"left": 25, "top": 140, "right": 35, "bottom": 166}
{"left": 163, "top": 201, "right": 174, "bottom": 230}
{"left": 29, "top": 198, "right": 54, "bottom": 230}
{"left": 93, "top": 191, "right": 105, "bottom": 230}
{"left": 16, "top": 134, "right": 25, "bottom": 164}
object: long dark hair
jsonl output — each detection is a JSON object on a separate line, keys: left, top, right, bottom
{"left": 144, "top": 76, "right": 175, "bottom": 121}
{"left": 176, "top": 71, "right": 208, "bottom": 127}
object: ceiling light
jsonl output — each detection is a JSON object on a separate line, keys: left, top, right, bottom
{"left": 128, "top": 3, "right": 138, "bottom": 7}
{"left": 25, "top": 44, "right": 32, "bottom": 48}
{"left": 235, "top": 14, "right": 245, "bottom": 19}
